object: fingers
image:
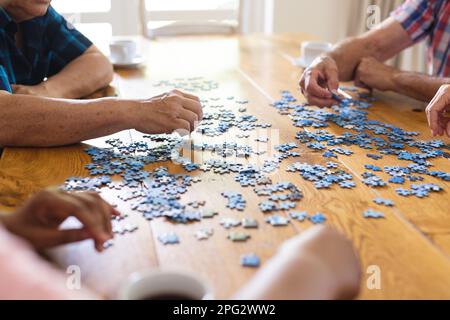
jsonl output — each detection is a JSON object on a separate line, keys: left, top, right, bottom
{"left": 47, "top": 192, "right": 114, "bottom": 252}
{"left": 31, "top": 228, "right": 92, "bottom": 250}
{"left": 162, "top": 90, "right": 203, "bottom": 132}
{"left": 300, "top": 63, "right": 338, "bottom": 107}
{"left": 180, "top": 96, "right": 203, "bottom": 120}
{"left": 177, "top": 108, "right": 199, "bottom": 132}
{"left": 172, "top": 119, "right": 191, "bottom": 136}
{"left": 425, "top": 86, "right": 450, "bottom": 136}
{"left": 168, "top": 90, "right": 203, "bottom": 121}
{"left": 324, "top": 68, "right": 339, "bottom": 92}
{"left": 172, "top": 89, "right": 201, "bottom": 102}
{"left": 69, "top": 192, "right": 115, "bottom": 251}
{"left": 304, "top": 69, "right": 332, "bottom": 99}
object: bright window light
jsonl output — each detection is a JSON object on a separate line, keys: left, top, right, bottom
{"left": 145, "top": 0, "right": 239, "bottom": 11}
{"left": 52, "top": 0, "right": 111, "bottom": 13}
{"left": 74, "top": 23, "right": 112, "bottom": 42}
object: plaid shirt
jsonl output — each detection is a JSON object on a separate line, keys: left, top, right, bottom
{"left": 391, "top": 0, "right": 450, "bottom": 77}
{"left": 0, "top": 6, "right": 92, "bottom": 92}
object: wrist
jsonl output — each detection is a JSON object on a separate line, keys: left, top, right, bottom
{"left": 387, "top": 68, "right": 402, "bottom": 92}
{"left": 112, "top": 98, "right": 142, "bottom": 130}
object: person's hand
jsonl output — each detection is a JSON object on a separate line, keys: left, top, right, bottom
{"left": 426, "top": 84, "right": 450, "bottom": 137}
{"left": 130, "top": 89, "right": 203, "bottom": 135}
{"left": 299, "top": 56, "right": 340, "bottom": 107}
{"left": 354, "top": 57, "right": 398, "bottom": 91}
{"left": 280, "top": 226, "right": 361, "bottom": 299}
{"left": 0, "top": 190, "right": 119, "bottom": 252}
{"left": 11, "top": 83, "right": 51, "bottom": 97}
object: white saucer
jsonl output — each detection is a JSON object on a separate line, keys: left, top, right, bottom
{"left": 293, "top": 56, "right": 311, "bottom": 68}
{"left": 110, "top": 56, "right": 145, "bottom": 69}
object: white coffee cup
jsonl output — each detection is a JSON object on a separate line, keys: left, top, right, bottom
{"left": 117, "top": 269, "right": 213, "bottom": 300}
{"left": 109, "top": 40, "right": 138, "bottom": 64}
{"left": 297, "top": 41, "right": 333, "bottom": 68}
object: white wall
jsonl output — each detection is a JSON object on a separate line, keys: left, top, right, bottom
{"left": 272, "top": 0, "right": 355, "bottom": 42}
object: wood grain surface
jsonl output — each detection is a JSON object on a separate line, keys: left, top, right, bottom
{"left": 0, "top": 34, "right": 449, "bottom": 299}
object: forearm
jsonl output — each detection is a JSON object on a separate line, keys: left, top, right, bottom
{"left": 390, "top": 71, "right": 450, "bottom": 102}
{"left": 233, "top": 252, "right": 338, "bottom": 300}
{"left": 44, "top": 46, "right": 114, "bottom": 99}
{"left": 326, "top": 18, "right": 412, "bottom": 81}
{"left": 0, "top": 93, "right": 134, "bottom": 147}
{"left": 0, "top": 225, "right": 99, "bottom": 300}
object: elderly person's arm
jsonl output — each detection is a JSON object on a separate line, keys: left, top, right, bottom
{"left": 234, "top": 226, "right": 361, "bottom": 300}
{"left": 299, "top": 18, "right": 412, "bottom": 107}
{"left": 12, "top": 45, "right": 113, "bottom": 99}
{"left": 11, "top": 6, "right": 113, "bottom": 99}
{"left": 0, "top": 223, "right": 100, "bottom": 299}
{"left": 300, "top": 0, "right": 450, "bottom": 105}
{"left": 0, "top": 89, "right": 202, "bottom": 147}
{"left": 0, "top": 190, "right": 112, "bottom": 299}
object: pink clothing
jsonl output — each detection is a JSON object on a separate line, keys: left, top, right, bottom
{"left": 0, "top": 225, "right": 98, "bottom": 300}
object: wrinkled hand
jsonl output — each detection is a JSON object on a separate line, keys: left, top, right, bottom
{"left": 354, "top": 57, "right": 398, "bottom": 91}
{"left": 426, "top": 84, "right": 450, "bottom": 137}
{"left": 132, "top": 89, "right": 203, "bottom": 135}
{"left": 11, "top": 83, "right": 50, "bottom": 97}
{"left": 0, "top": 190, "right": 119, "bottom": 251}
{"left": 280, "top": 226, "right": 361, "bottom": 299}
{"left": 299, "top": 56, "right": 340, "bottom": 107}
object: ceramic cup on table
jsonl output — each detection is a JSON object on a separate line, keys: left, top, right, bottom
{"left": 296, "top": 41, "right": 333, "bottom": 68}
{"left": 109, "top": 39, "right": 144, "bottom": 68}
{"left": 117, "top": 269, "right": 213, "bottom": 300}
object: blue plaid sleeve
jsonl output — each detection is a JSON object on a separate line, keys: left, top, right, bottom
{"left": 0, "top": 65, "right": 12, "bottom": 92}
{"left": 45, "top": 6, "right": 93, "bottom": 74}
{"left": 390, "top": 0, "right": 437, "bottom": 43}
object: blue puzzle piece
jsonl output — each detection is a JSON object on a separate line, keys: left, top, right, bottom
{"left": 266, "top": 215, "right": 290, "bottom": 226}
{"left": 309, "top": 213, "right": 326, "bottom": 224}
{"left": 241, "top": 253, "right": 261, "bottom": 268}
{"left": 158, "top": 232, "right": 180, "bottom": 245}
{"left": 289, "top": 211, "right": 309, "bottom": 221}
{"left": 363, "top": 209, "right": 385, "bottom": 219}
{"left": 388, "top": 176, "right": 405, "bottom": 184}
{"left": 373, "top": 198, "right": 394, "bottom": 207}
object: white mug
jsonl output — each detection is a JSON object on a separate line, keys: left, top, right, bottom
{"left": 117, "top": 269, "right": 213, "bottom": 300}
{"left": 109, "top": 40, "right": 137, "bottom": 64}
{"left": 298, "top": 41, "right": 333, "bottom": 68}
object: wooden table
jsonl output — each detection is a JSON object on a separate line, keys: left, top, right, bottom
{"left": 1, "top": 34, "right": 449, "bottom": 299}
